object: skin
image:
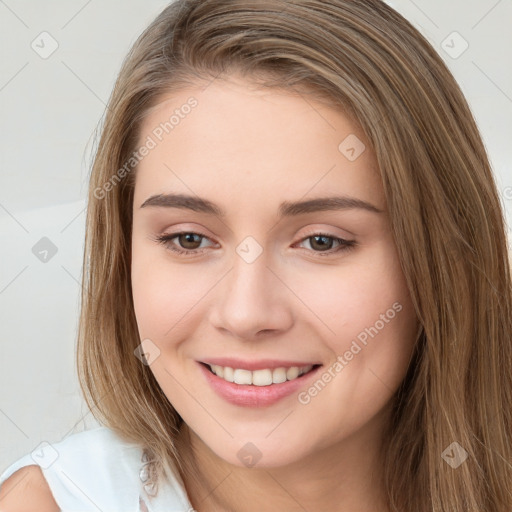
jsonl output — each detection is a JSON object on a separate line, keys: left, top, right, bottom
{"left": 131, "top": 74, "right": 419, "bottom": 512}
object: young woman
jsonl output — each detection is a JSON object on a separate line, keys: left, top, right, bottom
{"left": 1, "top": 0, "right": 511, "bottom": 511}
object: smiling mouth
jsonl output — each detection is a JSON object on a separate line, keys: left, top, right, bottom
{"left": 201, "top": 362, "right": 322, "bottom": 386}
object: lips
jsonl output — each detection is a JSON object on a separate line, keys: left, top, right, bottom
{"left": 197, "top": 360, "right": 322, "bottom": 407}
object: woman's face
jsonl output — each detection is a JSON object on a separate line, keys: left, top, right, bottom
{"left": 131, "top": 75, "right": 418, "bottom": 468}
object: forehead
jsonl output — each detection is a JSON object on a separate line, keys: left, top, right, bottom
{"left": 133, "top": 76, "right": 385, "bottom": 212}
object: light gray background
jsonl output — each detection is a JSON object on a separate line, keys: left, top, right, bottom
{"left": 1, "top": 0, "right": 511, "bottom": 470}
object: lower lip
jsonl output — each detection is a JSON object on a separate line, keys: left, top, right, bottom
{"left": 198, "top": 362, "right": 322, "bottom": 407}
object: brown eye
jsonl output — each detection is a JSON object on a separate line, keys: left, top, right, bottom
{"left": 154, "top": 231, "right": 214, "bottom": 256}
{"left": 177, "top": 233, "right": 203, "bottom": 250}
{"left": 296, "top": 233, "right": 356, "bottom": 257}
{"left": 308, "top": 235, "right": 336, "bottom": 251}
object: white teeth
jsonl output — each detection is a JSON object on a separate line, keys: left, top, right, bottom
{"left": 208, "top": 364, "right": 315, "bottom": 386}
{"left": 233, "top": 369, "right": 252, "bottom": 385}
{"left": 223, "top": 366, "right": 234, "bottom": 382}
{"left": 286, "top": 366, "right": 300, "bottom": 380}
{"left": 272, "top": 367, "right": 287, "bottom": 383}
{"left": 212, "top": 364, "right": 224, "bottom": 378}
{"left": 252, "top": 369, "right": 272, "bottom": 386}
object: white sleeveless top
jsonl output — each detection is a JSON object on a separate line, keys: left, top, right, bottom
{"left": 0, "top": 426, "right": 194, "bottom": 511}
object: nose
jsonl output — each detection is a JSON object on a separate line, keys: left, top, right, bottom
{"left": 208, "top": 249, "right": 294, "bottom": 341}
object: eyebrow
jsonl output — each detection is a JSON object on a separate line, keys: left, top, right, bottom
{"left": 139, "top": 193, "right": 383, "bottom": 216}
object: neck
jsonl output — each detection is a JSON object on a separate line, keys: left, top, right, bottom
{"left": 174, "top": 407, "right": 392, "bottom": 512}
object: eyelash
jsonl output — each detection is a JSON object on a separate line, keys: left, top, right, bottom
{"left": 152, "top": 231, "right": 356, "bottom": 258}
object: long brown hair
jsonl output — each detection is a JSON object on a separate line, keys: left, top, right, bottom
{"left": 77, "top": 0, "right": 512, "bottom": 510}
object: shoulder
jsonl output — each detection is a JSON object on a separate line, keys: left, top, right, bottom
{"left": 0, "top": 465, "right": 59, "bottom": 512}
{"left": 0, "top": 426, "right": 144, "bottom": 511}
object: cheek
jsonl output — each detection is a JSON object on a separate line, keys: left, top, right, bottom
{"left": 290, "top": 243, "right": 417, "bottom": 391}
{"left": 290, "top": 258, "right": 416, "bottom": 447}
{"left": 130, "top": 244, "right": 209, "bottom": 342}
{"left": 293, "top": 244, "right": 414, "bottom": 341}
{"left": 130, "top": 250, "right": 210, "bottom": 402}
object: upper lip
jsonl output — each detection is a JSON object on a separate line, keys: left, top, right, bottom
{"left": 200, "top": 358, "right": 322, "bottom": 371}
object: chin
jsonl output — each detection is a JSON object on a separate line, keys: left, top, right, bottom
{"left": 204, "top": 435, "right": 313, "bottom": 469}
